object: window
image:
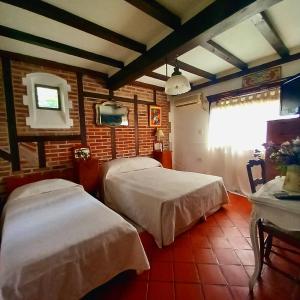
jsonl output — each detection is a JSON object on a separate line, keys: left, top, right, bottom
{"left": 35, "top": 84, "right": 61, "bottom": 110}
{"left": 23, "top": 72, "right": 73, "bottom": 129}
{"left": 207, "top": 89, "right": 293, "bottom": 152}
{"left": 206, "top": 88, "right": 296, "bottom": 194}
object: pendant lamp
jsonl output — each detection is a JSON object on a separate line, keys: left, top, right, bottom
{"left": 165, "top": 61, "right": 191, "bottom": 95}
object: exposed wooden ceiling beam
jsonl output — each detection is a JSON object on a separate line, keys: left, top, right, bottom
{"left": 146, "top": 71, "right": 169, "bottom": 81}
{"left": 1, "top": 0, "right": 146, "bottom": 53}
{"left": 108, "top": 0, "right": 282, "bottom": 90}
{"left": 191, "top": 51, "right": 300, "bottom": 92}
{"left": 201, "top": 40, "right": 248, "bottom": 70}
{"left": 132, "top": 80, "right": 164, "bottom": 91}
{"left": 171, "top": 60, "right": 216, "bottom": 81}
{"left": 252, "top": 11, "right": 289, "bottom": 58}
{"left": 0, "top": 50, "right": 108, "bottom": 81}
{"left": 125, "top": 0, "right": 180, "bottom": 29}
{"left": 0, "top": 25, "right": 124, "bottom": 68}
{"left": 0, "top": 49, "right": 166, "bottom": 90}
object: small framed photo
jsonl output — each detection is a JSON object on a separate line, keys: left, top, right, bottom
{"left": 149, "top": 105, "right": 162, "bottom": 127}
{"left": 154, "top": 142, "right": 163, "bottom": 151}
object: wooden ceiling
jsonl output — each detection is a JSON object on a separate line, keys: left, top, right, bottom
{"left": 0, "top": 0, "right": 300, "bottom": 91}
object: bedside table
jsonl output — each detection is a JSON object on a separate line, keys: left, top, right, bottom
{"left": 153, "top": 150, "right": 172, "bottom": 169}
{"left": 74, "top": 159, "right": 100, "bottom": 195}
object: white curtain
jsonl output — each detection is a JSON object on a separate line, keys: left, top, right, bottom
{"left": 206, "top": 88, "right": 290, "bottom": 194}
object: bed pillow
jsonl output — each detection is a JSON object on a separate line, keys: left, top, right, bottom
{"left": 103, "top": 156, "right": 162, "bottom": 178}
{"left": 8, "top": 179, "right": 80, "bottom": 202}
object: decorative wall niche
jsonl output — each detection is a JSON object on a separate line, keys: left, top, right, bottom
{"left": 22, "top": 72, "right": 73, "bottom": 128}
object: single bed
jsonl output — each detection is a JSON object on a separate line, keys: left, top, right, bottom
{"left": 103, "top": 157, "right": 229, "bottom": 247}
{"left": 0, "top": 178, "right": 149, "bottom": 300}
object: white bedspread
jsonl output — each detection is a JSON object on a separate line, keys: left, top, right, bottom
{"left": 104, "top": 167, "right": 229, "bottom": 247}
{"left": 0, "top": 182, "right": 149, "bottom": 300}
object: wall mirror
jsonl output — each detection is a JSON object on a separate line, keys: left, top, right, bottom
{"left": 95, "top": 101, "right": 129, "bottom": 127}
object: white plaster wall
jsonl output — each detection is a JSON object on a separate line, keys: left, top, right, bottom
{"left": 170, "top": 59, "right": 300, "bottom": 172}
{"left": 173, "top": 101, "right": 209, "bottom": 172}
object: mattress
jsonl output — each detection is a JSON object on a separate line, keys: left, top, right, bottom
{"left": 0, "top": 179, "right": 149, "bottom": 300}
{"left": 103, "top": 160, "right": 229, "bottom": 247}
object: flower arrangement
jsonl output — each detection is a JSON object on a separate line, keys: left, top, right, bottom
{"left": 74, "top": 147, "right": 90, "bottom": 160}
{"left": 263, "top": 136, "right": 300, "bottom": 172}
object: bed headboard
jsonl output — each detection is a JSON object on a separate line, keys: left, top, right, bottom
{"left": 4, "top": 168, "right": 75, "bottom": 195}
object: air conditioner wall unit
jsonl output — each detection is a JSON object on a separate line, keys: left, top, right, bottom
{"left": 175, "top": 94, "right": 201, "bottom": 108}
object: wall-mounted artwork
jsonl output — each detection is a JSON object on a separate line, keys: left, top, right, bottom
{"left": 95, "top": 101, "right": 129, "bottom": 127}
{"left": 242, "top": 66, "right": 281, "bottom": 88}
{"left": 149, "top": 105, "right": 162, "bottom": 127}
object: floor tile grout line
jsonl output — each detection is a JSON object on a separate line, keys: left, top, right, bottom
{"left": 85, "top": 194, "right": 300, "bottom": 299}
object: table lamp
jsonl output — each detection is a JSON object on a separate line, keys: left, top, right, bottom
{"left": 155, "top": 128, "right": 164, "bottom": 151}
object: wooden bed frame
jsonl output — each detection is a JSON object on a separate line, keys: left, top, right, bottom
{"left": 4, "top": 168, "right": 75, "bottom": 195}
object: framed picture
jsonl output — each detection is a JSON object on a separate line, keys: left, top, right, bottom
{"left": 242, "top": 66, "right": 281, "bottom": 88}
{"left": 149, "top": 105, "right": 162, "bottom": 127}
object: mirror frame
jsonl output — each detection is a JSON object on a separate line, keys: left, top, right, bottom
{"left": 95, "top": 101, "right": 129, "bottom": 127}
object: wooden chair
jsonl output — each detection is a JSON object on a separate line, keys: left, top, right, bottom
{"left": 259, "top": 223, "right": 300, "bottom": 284}
{"left": 246, "top": 159, "right": 300, "bottom": 282}
{"left": 246, "top": 159, "right": 266, "bottom": 193}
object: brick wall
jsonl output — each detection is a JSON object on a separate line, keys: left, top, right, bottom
{"left": 0, "top": 59, "right": 170, "bottom": 200}
{"left": 12, "top": 61, "right": 81, "bottom": 136}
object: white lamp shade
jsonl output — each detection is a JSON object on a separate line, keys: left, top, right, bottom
{"left": 165, "top": 74, "right": 191, "bottom": 95}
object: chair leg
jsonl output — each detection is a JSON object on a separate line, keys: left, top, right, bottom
{"left": 265, "top": 233, "right": 273, "bottom": 259}
{"left": 257, "top": 220, "right": 265, "bottom": 277}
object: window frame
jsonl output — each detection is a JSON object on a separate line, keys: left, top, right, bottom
{"left": 34, "top": 84, "right": 62, "bottom": 111}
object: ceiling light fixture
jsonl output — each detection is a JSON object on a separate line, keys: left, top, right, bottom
{"left": 165, "top": 60, "right": 191, "bottom": 96}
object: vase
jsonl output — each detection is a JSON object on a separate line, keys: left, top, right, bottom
{"left": 282, "top": 164, "right": 300, "bottom": 193}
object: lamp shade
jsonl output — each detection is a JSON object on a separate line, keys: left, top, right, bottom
{"left": 165, "top": 65, "right": 191, "bottom": 95}
{"left": 155, "top": 128, "right": 164, "bottom": 141}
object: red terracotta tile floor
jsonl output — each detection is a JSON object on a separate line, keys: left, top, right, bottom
{"left": 83, "top": 193, "right": 300, "bottom": 300}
